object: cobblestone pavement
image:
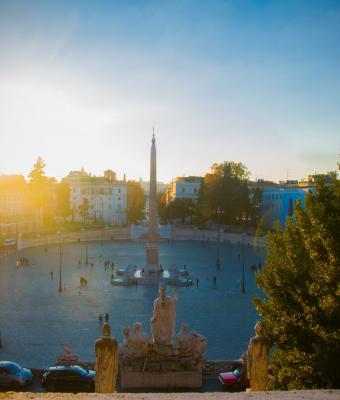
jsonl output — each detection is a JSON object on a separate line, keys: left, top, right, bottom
{"left": 0, "top": 240, "right": 264, "bottom": 368}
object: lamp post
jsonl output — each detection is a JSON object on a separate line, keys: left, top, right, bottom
{"left": 80, "top": 228, "right": 88, "bottom": 264}
{"left": 85, "top": 229, "right": 88, "bottom": 265}
{"left": 58, "top": 231, "right": 63, "bottom": 293}
{"left": 216, "top": 207, "right": 223, "bottom": 270}
{"left": 241, "top": 232, "right": 246, "bottom": 293}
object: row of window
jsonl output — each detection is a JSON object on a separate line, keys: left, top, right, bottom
{"left": 75, "top": 187, "right": 124, "bottom": 195}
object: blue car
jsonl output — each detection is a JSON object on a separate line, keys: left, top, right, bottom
{"left": 0, "top": 361, "right": 33, "bottom": 388}
{"left": 42, "top": 365, "right": 95, "bottom": 392}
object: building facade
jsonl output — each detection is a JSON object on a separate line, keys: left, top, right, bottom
{"left": 261, "top": 187, "right": 310, "bottom": 229}
{"left": 166, "top": 176, "right": 202, "bottom": 205}
{"left": 0, "top": 175, "right": 41, "bottom": 235}
{"left": 64, "top": 169, "right": 127, "bottom": 224}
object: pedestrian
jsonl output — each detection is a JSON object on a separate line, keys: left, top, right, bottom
{"left": 50, "top": 270, "right": 54, "bottom": 279}
{"left": 99, "top": 314, "right": 103, "bottom": 325}
{"left": 105, "top": 313, "right": 109, "bottom": 322}
{"left": 196, "top": 278, "right": 199, "bottom": 288}
{"left": 213, "top": 276, "right": 217, "bottom": 287}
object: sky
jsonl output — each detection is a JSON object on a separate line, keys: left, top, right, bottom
{"left": 0, "top": 0, "right": 339, "bottom": 183}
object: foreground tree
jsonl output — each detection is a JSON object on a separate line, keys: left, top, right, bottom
{"left": 254, "top": 176, "right": 340, "bottom": 389}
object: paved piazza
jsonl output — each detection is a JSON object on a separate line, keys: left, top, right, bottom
{"left": 0, "top": 240, "right": 264, "bottom": 368}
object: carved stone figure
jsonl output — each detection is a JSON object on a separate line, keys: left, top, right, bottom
{"left": 247, "top": 321, "right": 270, "bottom": 391}
{"left": 119, "top": 323, "right": 150, "bottom": 360}
{"left": 150, "top": 284, "right": 178, "bottom": 346}
{"left": 56, "top": 344, "right": 80, "bottom": 365}
{"left": 95, "top": 322, "right": 118, "bottom": 393}
{"left": 130, "top": 322, "right": 150, "bottom": 357}
{"left": 176, "top": 323, "right": 207, "bottom": 360}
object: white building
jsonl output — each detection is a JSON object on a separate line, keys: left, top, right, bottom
{"left": 64, "top": 169, "right": 127, "bottom": 224}
{"left": 166, "top": 177, "right": 202, "bottom": 205}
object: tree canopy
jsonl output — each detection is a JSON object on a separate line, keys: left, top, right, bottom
{"left": 126, "top": 180, "right": 145, "bottom": 223}
{"left": 254, "top": 176, "right": 340, "bottom": 389}
{"left": 198, "top": 161, "right": 251, "bottom": 224}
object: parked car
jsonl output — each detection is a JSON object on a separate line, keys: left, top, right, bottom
{"left": 2, "top": 238, "right": 16, "bottom": 247}
{"left": 42, "top": 365, "right": 95, "bottom": 392}
{"left": 0, "top": 361, "right": 33, "bottom": 388}
{"left": 218, "top": 366, "right": 249, "bottom": 389}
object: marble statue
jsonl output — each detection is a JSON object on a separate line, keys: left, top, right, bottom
{"left": 150, "top": 284, "right": 178, "bottom": 346}
{"left": 247, "top": 321, "right": 270, "bottom": 391}
{"left": 56, "top": 344, "right": 80, "bottom": 365}
{"left": 95, "top": 322, "right": 118, "bottom": 393}
{"left": 176, "top": 323, "right": 207, "bottom": 360}
{"left": 119, "top": 322, "right": 150, "bottom": 360}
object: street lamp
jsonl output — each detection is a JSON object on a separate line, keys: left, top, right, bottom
{"left": 241, "top": 232, "right": 246, "bottom": 293}
{"left": 58, "top": 231, "right": 63, "bottom": 293}
{"left": 216, "top": 207, "right": 223, "bottom": 270}
{"left": 80, "top": 228, "right": 88, "bottom": 264}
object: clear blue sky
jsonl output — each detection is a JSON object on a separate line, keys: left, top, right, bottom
{"left": 0, "top": 0, "right": 339, "bottom": 182}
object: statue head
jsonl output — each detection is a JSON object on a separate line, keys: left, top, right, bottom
{"left": 102, "top": 322, "right": 111, "bottom": 337}
{"left": 254, "top": 321, "right": 263, "bottom": 336}
{"left": 180, "top": 323, "right": 189, "bottom": 333}
{"left": 159, "top": 283, "right": 167, "bottom": 299}
{"left": 133, "top": 322, "right": 142, "bottom": 333}
{"left": 122, "top": 326, "right": 130, "bottom": 339}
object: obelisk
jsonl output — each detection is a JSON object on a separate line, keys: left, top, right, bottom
{"left": 145, "top": 131, "right": 160, "bottom": 272}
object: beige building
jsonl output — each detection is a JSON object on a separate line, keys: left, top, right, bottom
{"left": 166, "top": 176, "right": 202, "bottom": 205}
{"left": 0, "top": 175, "right": 40, "bottom": 236}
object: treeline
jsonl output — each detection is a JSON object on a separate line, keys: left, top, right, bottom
{"left": 158, "top": 161, "right": 262, "bottom": 227}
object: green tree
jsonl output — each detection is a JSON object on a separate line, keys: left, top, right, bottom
{"left": 254, "top": 176, "right": 340, "bottom": 389}
{"left": 126, "top": 180, "right": 145, "bottom": 223}
{"left": 157, "top": 192, "right": 168, "bottom": 223}
{"left": 28, "top": 157, "right": 56, "bottom": 227}
{"left": 79, "top": 197, "right": 90, "bottom": 224}
{"left": 56, "top": 182, "right": 71, "bottom": 221}
{"left": 167, "top": 198, "right": 196, "bottom": 223}
{"left": 198, "top": 161, "right": 251, "bottom": 224}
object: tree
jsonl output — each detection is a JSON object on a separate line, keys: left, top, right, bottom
{"left": 198, "top": 161, "right": 251, "bottom": 224}
{"left": 56, "top": 182, "right": 71, "bottom": 221}
{"left": 126, "top": 181, "right": 145, "bottom": 223}
{"left": 167, "top": 198, "right": 196, "bottom": 223}
{"left": 79, "top": 197, "right": 90, "bottom": 224}
{"left": 27, "top": 157, "right": 56, "bottom": 228}
{"left": 254, "top": 176, "right": 340, "bottom": 389}
{"left": 157, "top": 192, "right": 168, "bottom": 223}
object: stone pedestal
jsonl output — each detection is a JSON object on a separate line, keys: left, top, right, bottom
{"left": 120, "top": 367, "right": 202, "bottom": 388}
{"left": 146, "top": 244, "right": 159, "bottom": 269}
